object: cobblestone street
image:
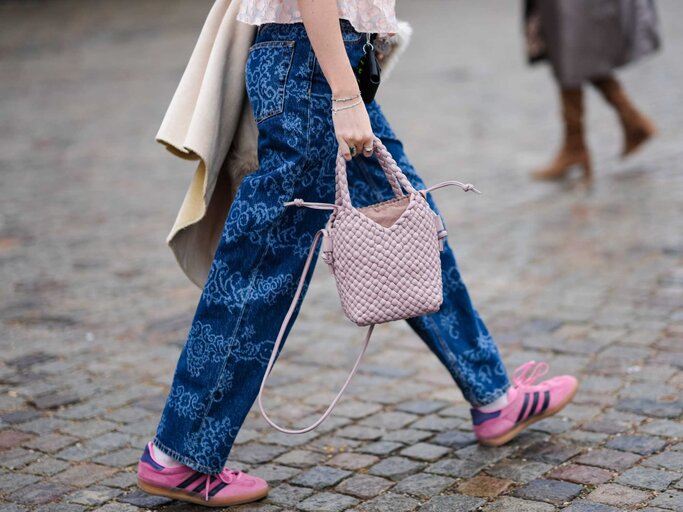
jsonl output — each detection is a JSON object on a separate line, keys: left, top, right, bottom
{"left": 1, "top": 0, "right": 682, "bottom": 510}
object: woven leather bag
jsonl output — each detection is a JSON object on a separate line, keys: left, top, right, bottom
{"left": 259, "top": 138, "right": 479, "bottom": 433}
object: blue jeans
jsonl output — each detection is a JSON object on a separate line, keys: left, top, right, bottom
{"left": 154, "top": 21, "right": 510, "bottom": 474}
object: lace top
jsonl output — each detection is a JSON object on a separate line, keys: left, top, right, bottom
{"left": 237, "top": 0, "right": 398, "bottom": 35}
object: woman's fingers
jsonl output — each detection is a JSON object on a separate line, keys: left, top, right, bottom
{"left": 339, "top": 134, "right": 373, "bottom": 160}
{"left": 337, "top": 137, "right": 352, "bottom": 161}
{"left": 350, "top": 140, "right": 362, "bottom": 157}
{"left": 362, "top": 136, "right": 374, "bottom": 157}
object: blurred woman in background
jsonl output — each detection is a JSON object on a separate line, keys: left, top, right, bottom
{"left": 525, "top": 0, "right": 660, "bottom": 184}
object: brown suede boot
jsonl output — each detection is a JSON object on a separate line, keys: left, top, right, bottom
{"left": 532, "top": 87, "right": 592, "bottom": 184}
{"left": 591, "top": 76, "right": 657, "bottom": 158}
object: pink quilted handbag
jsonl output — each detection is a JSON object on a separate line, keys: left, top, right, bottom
{"left": 258, "top": 138, "right": 480, "bottom": 433}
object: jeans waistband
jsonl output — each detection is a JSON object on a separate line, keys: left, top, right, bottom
{"left": 256, "top": 19, "right": 364, "bottom": 43}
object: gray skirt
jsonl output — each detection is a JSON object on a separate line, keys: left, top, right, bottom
{"left": 525, "top": 0, "right": 660, "bottom": 86}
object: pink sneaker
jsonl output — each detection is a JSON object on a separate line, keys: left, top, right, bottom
{"left": 137, "top": 443, "right": 269, "bottom": 507}
{"left": 471, "top": 361, "right": 578, "bottom": 446}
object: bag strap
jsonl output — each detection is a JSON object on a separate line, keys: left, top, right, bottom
{"left": 257, "top": 228, "right": 373, "bottom": 434}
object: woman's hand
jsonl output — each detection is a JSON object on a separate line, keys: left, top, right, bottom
{"left": 297, "top": 0, "right": 375, "bottom": 160}
{"left": 333, "top": 100, "right": 374, "bottom": 161}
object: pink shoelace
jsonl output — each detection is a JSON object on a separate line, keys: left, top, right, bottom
{"left": 512, "top": 361, "right": 549, "bottom": 387}
{"left": 199, "top": 468, "right": 239, "bottom": 501}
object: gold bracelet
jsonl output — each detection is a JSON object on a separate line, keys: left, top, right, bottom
{"left": 332, "top": 93, "right": 361, "bottom": 103}
{"left": 332, "top": 99, "right": 363, "bottom": 115}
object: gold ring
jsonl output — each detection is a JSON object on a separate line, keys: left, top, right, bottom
{"left": 363, "top": 146, "right": 374, "bottom": 152}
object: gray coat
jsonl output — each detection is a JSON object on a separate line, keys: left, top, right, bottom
{"left": 525, "top": 0, "right": 660, "bottom": 87}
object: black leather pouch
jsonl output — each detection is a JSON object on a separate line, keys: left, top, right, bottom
{"left": 356, "top": 34, "right": 381, "bottom": 104}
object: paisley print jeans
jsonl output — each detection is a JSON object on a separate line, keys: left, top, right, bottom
{"left": 154, "top": 21, "right": 510, "bottom": 474}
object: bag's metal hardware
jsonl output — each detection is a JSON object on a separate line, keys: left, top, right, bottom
{"left": 434, "top": 215, "right": 447, "bottom": 252}
{"left": 321, "top": 230, "right": 334, "bottom": 265}
{"left": 363, "top": 32, "right": 374, "bottom": 54}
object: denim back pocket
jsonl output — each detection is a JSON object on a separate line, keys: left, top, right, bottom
{"left": 246, "top": 40, "right": 295, "bottom": 124}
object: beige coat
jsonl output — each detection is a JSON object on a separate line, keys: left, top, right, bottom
{"left": 158, "top": 0, "right": 411, "bottom": 288}
{"left": 156, "top": 0, "right": 257, "bottom": 288}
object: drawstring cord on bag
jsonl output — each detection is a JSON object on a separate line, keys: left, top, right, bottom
{"left": 284, "top": 198, "right": 338, "bottom": 210}
{"left": 420, "top": 180, "right": 482, "bottom": 195}
{"left": 284, "top": 179, "right": 480, "bottom": 214}
{"left": 419, "top": 180, "right": 481, "bottom": 249}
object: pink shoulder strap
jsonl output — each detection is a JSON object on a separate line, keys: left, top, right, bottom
{"left": 257, "top": 228, "right": 374, "bottom": 434}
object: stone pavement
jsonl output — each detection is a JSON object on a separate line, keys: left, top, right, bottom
{"left": 1, "top": 0, "right": 682, "bottom": 511}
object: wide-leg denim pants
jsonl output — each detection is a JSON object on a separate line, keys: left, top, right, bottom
{"left": 154, "top": 21, "right": 510, "bottom": 474}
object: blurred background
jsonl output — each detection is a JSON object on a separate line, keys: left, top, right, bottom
{"left": 0, "top": 1, "right": 681, "bottom": 510}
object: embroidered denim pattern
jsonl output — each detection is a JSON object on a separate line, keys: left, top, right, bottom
{"left": 154, "top": 21, "right": 510, "bottom": 475}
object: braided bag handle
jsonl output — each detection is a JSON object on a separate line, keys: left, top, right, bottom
{"left": 335, "top": 137, "right": 417, "bottom": 208}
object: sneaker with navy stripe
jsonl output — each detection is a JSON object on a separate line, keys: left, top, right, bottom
{"left": 137, "top": 442, "right": 269, "bottom": 507}
{"left": 471, "top": 361, "right": 578, "bottom": 446}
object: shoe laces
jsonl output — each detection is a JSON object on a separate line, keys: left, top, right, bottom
{"left": 512, "top": 361, "right": 549, "bottom": 388}
{"left": 201, "top": 468, "right": 239, "bottom": 501}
